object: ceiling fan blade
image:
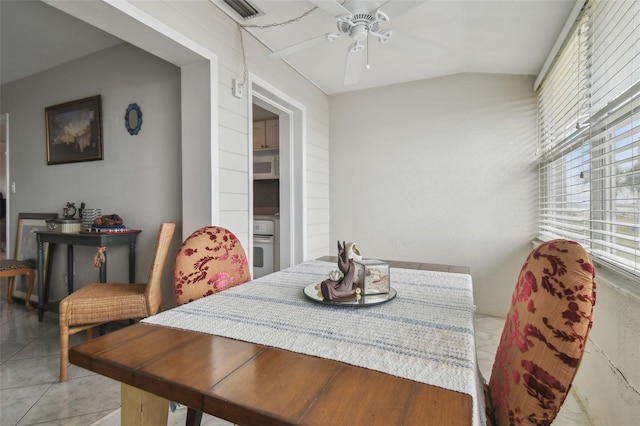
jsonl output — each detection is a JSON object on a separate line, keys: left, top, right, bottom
{"left": 388, "top": 30, "right": 446, "bottom": 60}
{"left": 378, "top": 1, "right": 426, "bottom": 19}
{"left": 344, "top": 43, "right": 365, "bottom": 86}
{"left": 309, "top": 0, "right": 351, "bottom": 17}
{"left": 268, "top": 34, "right": 335, "bottom": 59}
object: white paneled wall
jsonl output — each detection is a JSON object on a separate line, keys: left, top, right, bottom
{"left": 129, "top": 0, "right": 331, "bottom": 260}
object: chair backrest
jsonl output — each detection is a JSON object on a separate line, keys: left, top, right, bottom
{"left": 173, "top": 226, "right": 250, "bottom": 306}
{"left": 486, "top": 239, "right": 596, "bottom": 426}
{"left": 144, "top": 222, "right": 176, "bottom": 315}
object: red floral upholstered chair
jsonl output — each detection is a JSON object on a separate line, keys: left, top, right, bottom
{"left": 173, "top": 226, "right": 250, "bottom": 305}
{"left": 173, "top": 226, "right": 250, "bottom": 425}
{"left": 485, "top": 239, "right": 596, "bottom": 426}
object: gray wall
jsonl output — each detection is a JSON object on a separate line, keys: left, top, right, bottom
{"left": 1, "top": 43, "right": 182, "bottom": 304}
{"left": 330, "top": 73, "right": 538, "bottom": 316}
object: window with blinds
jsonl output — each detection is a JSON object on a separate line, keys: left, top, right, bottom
{"left": 538, "top": 0, "right": 640, "bottom": 278}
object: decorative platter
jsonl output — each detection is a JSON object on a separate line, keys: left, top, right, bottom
{"left": 303, "top": 283, "right": 397, "bottom": 307}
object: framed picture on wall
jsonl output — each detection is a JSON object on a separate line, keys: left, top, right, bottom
{"left": 45, "top": 95, "right": 103, "bottom": 165}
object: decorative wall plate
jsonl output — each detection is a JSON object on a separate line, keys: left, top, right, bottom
{"left": 125, "top": 103, "right": 143, "bottom": 135}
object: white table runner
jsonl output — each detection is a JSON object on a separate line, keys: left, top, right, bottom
{"left": 144, "top": 260, "right": 485, "bottom": 425}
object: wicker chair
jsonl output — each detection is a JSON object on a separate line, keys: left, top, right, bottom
{"left": 173, "top": 225, "right": 250, "bottom": 425}
{"left": 58, "top": 222, "right": 175, "bottom": 381}
{"left": 484, "top": 239, "right": 597, "bottom": 425}
{"left": 2, "top": 261, "right": 35, "bottom": 311}
{"left": 1, "top": 213, "right": 58, "bottom": 310}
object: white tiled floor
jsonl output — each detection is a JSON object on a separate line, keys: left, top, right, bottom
{"left": 0, "top": 291, "right": 234, "bottom": 426}
{"left": 1, "top": 286, "right": 592, "bottom": 425}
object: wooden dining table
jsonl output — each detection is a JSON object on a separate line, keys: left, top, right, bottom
{"left": 69, "top": 258, "right": 481, "bottom": 426}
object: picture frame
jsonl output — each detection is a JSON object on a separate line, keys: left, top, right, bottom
{"left": 45, "top": 95, "right": 103, "bottom": 165}
{"left": 10, "top": 213, "right": 58, "bottom": 305}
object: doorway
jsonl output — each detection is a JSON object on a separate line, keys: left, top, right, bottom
{"left": 252, "top": 103, "right": 279, "bottom": 278}
{"left": 251, "top": 76, "right": 306, "bottom": 272}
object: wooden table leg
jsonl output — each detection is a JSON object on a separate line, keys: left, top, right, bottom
{"left": 121, "top": 383, "right": 169, "bottom": 425}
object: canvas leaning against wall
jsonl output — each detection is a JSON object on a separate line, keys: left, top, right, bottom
{"left": 45, "top": 95, "right": 103, "bottom": 165}
{"left": 10, "top": 214, "right": 57, "bottom": 304}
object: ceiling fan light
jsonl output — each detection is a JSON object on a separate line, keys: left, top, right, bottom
{"left": 374, "top": 10, "right": 390, "bottom": 23}
{"left": 337, "top": 15, "right": 354, "bottom": 25}
{"left": 351, "top": 24, "right": 368, "bottom": 42}
{"left": 348, "top": 42, "right": 364, "bottom": 53}
{"left": 378, "top": 29, "right": 392, "bottom": 44}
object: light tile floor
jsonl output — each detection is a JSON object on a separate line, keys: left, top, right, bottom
{"left": 1, "top": 289, "right": 592, "bottom": 425}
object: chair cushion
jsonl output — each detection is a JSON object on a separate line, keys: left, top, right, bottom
{"left": 486, "top": 239, "right": 596, "bottom": 426}
{"left": 61, "top": 283, "right": 148, "bottom": 327}
{"left": 0, "top": 259, "right": 35, "bottom": 271}
{"left": 174, "top": 226, "right": 250, "bottom": 305}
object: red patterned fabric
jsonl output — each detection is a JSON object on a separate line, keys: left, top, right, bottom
{"left": 485, "top": 239, "right": 596, "bottom": 426}
{"left": 173, "top": 226, "right": 250, "bottom": 306}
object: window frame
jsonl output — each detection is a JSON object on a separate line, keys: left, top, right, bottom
{"left": 537, "top": 0, "right": 640, "bottom": 280}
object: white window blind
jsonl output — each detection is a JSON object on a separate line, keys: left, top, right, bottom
{"left": 538, "top": 0, "right": 640, "bottom": 278}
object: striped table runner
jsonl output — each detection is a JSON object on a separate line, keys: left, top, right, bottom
{"left": 144, "top": 260, "right": 485, "bottom": 425}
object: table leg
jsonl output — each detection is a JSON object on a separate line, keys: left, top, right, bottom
{"left": 121, "top": 383, "right": 168, "bottom": 425}
{"left": 99, "top": 250, "right": 107, "bottom": 283}
{"left": 43, "top": 244, "right": 55, "bottom": 307}
{"left": 67, "top": 244, "right": 74, "bottom": 295}
{"left": 37, "top": 242, "right": 56, "bottom": 322}
{"left": 129, "top": 241, "right": 136, "bottom": 283}
{"left": 37, "top": 237, "right": 44, "bottom": 322}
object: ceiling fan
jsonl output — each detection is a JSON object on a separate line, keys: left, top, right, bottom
{"left": 267, "top": 0, "right": 444, "bottom": 86}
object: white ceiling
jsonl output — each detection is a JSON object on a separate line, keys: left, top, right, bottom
{"left": 1, "top": 0, "right": 577, "bottom": 95}
{"left": 0, "top": 1, "right": 122, "bottom": 86}
{"left": 216, "top": 0, "right": 577, "bottom": 94}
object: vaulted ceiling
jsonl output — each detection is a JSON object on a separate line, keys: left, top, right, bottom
{"left": 1, "top": 1, "right": 578, "bottom": 94}
{"left": 214, "top": 0, "right": 577, "bottom": 93}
